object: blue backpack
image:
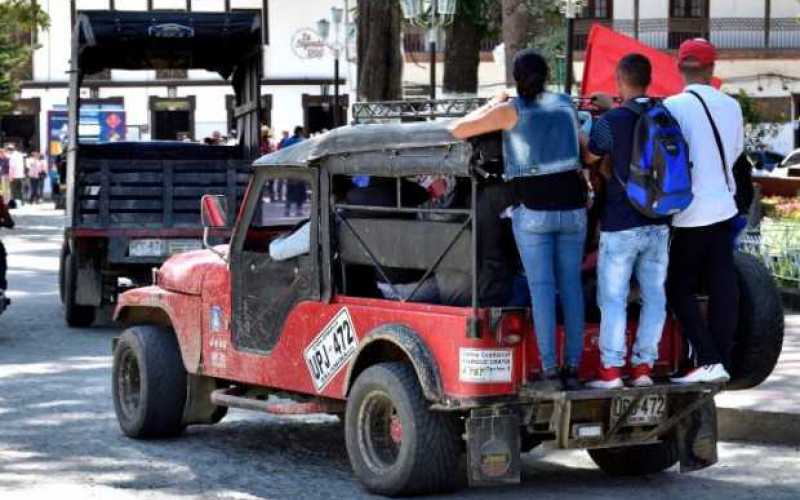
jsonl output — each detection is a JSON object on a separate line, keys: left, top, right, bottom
{"left": 620, "top": 99, "right": 693, "bottom": 218}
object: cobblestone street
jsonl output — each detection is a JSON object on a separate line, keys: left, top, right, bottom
{"left": 0, "top": 205, "right": 798, "bottom": 499}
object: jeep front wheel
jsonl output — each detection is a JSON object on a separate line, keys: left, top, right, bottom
{"left": 345, "top": 362, "right": 461, "bottom": 496}
{"left": 112, "top": 325, "right": 187, "bottom": 438}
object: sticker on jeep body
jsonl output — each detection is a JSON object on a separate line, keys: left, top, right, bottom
{"left": 304, "top": 308, "right": 358, "bottom": 392}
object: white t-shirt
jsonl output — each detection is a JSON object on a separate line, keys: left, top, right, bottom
{"left": 664, "top": 84, "right": 744, "bottom": 228}
{"left": 8, "top": 151, "right": 26, "bottom": 180}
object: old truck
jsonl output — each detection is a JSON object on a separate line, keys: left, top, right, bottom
{"left": 111, "top": 101, "right": 784, "bottom": 496}
{"left": 59, "top": 9, "right": 263, "bottom": 327}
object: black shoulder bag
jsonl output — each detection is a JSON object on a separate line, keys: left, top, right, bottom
{"left": 687, "top": 90, "right": 753, "bottom": 215}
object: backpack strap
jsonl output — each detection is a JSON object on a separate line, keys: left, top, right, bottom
{"left": 687, "top": 89, "right": 733, "bottom": 192}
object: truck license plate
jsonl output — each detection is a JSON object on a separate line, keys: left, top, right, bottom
{"left": 610, "top": 394, "right": 667, "bottom": 427}
{"left": 303, "top": 308, "right": 358, "bottom": 392}
{"left": 167, "top": 239, "right": 202, "bottom": 255}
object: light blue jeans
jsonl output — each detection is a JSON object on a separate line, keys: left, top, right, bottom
{"left": 597, "top": 225, "right": 670, "bottom": 368}
{"left": 512, "top": 207, "right": 586, "bottom": 371}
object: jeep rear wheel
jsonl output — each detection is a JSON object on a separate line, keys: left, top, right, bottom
{"left": 112, "top": 325, "right": 187, "bottom": 438}
{"left": 588, "top": 440, "right": 679, "bottom": 476}
{"left": 728, "top": 252, "right": 784, "bottom": 390}
{"left": 60, "top": 245, "right": 96, "bottom": 328}
{"left": 345, "top": 362, "right": 461, "bottom": 496}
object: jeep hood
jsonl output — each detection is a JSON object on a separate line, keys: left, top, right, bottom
{"left": 157, "top": 247, "right": 227, "bottom": 295}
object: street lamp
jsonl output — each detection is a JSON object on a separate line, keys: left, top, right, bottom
{"left": 318, "top": 6, "right": 345, "bottom": 127}
{"left": 560, "top": 0, "right": 585, "bottom": 95}
{"left": 400, "top": 0, "right": 458, "bottom": 100}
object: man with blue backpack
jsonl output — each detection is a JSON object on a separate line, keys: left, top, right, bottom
{"left": 582, "top": 53, "right": 693, "bottom": 389}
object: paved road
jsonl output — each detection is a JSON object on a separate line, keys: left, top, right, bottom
{"left": 1, "top": 205, "right": 799, "bottom": 500}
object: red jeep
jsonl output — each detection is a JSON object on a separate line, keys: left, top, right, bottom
{"left": 112, "top": 104, "right": 783, "bottom": 496}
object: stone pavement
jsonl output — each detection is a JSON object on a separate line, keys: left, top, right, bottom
{"left": 716, "top": 313, "right": 800, "bottom": 444}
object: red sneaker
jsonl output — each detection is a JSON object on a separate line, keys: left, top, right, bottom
{"left": 629, "top": 364, "right": 654, "bottom": 387}
{"left": 587, "top": 366, "right": 624, "bottom": 389}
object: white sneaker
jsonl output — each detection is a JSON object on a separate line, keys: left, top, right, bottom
{"left": 630, "top": 374, "right": 654, "bottom": 387}
{"left": 670, "top": 364, "right": 730, "bottom": 384}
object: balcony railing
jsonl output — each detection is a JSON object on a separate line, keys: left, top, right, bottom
{"left": 576, "top": 17, "right": 800, "bottom": 51}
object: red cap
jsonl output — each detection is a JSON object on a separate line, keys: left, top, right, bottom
{"left": 678, "top": 38, "right": 717, "bottom": 67}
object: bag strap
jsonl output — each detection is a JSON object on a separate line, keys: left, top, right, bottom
{"left": 614, "top": 99, "right": 648, "bottom": 190}
{"left": 687, "top": 89, "right": 733, "bottom": 191}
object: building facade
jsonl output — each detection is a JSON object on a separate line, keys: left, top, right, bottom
{"left": 573, "top": 0, "right": 800, "bottom": 151}
{"left": 9, "top": 0, "right": 356, "bottom": 157}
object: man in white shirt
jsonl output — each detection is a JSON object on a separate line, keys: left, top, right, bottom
{"left": 7, "top": 145, "right": 26, "bottom": 206}
{"left": 663, "top": 39, "right": 743, "bottom": 384}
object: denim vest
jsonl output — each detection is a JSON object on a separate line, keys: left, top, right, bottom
{"left": 502, "top": 92, "right": 581, "bottom": 179}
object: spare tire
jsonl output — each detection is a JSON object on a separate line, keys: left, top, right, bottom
{"left": 728, "top": 252, "right": 784, "bottom": 390}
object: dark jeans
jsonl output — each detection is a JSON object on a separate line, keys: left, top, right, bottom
{"left": 0, "top": 239, "right": 7, "bottom": 290}
{"left": 476, "top": 182, "right": 516, "bottom": 307}
{"left": 667, "top": 218, "right": 739, "bottom": 368}
{"left": 10, "top": 179, "right": 24, "bottom": 204}
{"left": 28, "top": 178, "right": 40, "bottom": 203}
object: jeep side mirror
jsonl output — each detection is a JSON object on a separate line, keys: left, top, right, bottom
{"left": 201, "top": 194, "right": 228, "bottom": 229}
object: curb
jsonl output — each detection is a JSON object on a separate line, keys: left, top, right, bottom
{"left": 717, "top": 407, "right": 800, "bottom": 446}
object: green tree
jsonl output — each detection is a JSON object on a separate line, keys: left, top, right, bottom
{"left": 0, "top": 0, "right": 49, "bottom": 114}
{"left": 356, "top": 0, "right": 403, "bottom": 101}
{"left": 443, "top": 0, "right": 500, "bottom": 95}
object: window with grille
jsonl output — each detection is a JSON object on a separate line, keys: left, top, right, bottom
{"left": 580, "top": 0, "right": 612, "bottom": 19}
{"left": 670, "top": 0, "right": 707, "bottom": 18}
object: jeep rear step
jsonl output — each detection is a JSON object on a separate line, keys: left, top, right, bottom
{"left": 518, "top": 382, "right": 721, "bottom": 449}
{"left": 464, "top": 382, "right": 721, "bottom": 485}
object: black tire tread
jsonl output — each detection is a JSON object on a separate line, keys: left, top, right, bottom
{"left": 112, "top": 325, "right": 187, "bottom": 438}
{"left": 346, "top": 362, "right": 461, "bottom": 496}
{"left": 588, "top": 440, "right": 679, "bottom": 476}
{"left": 729, "top": 252, "right": 784, "bottom": 390}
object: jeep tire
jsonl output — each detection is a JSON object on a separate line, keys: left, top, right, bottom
{"left": 588, "top": 440, "right": 679, "bottom": 476}
{"left": 112, "top": 325, "right": 187, "bottom": 438}
{"left": 728, "top": 252, "right": 784, "bottom": 389}
{"left": 345, "top": 362, "right": 461, "bottom": 496}
{"left": 60, "top": 244, "right": 96, "bottom": 328}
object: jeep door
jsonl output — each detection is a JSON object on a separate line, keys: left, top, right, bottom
{"left": 229, "top": 169, "right": 320, "bottom": 353}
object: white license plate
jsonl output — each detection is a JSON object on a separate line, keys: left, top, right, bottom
{"left": 610, "top": 394, "right": 668, "bottom": 427}
{"left": 304, "top": 309, "right": 359, "bottom": 392}
{"left": 129, "top": 239, "right": 165, "bottom": 257}
{"left": 166, "top": 239, "right": 202, "bottom": 255}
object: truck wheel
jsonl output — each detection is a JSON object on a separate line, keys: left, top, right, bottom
{"left": 728, "top": 252, "right": 784, "bottom": 390}
{"left": 112, "top": 325, "right": 187, "bottom": 438}
{"left": 61, "top": 247, "right": 96, "bottom": 328}
{"left": 345, "top": 362, "right": 461, "bottom": 496}
{"left": 588, "top": 440, "right": 679, "bottom": 476}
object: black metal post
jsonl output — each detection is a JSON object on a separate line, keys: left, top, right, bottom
{"left": 565, "top": 16, "right": 575, "bottom": 95}
{"left": 429, "top": 39, "right": 437, "bottom": 100}
{"left": 334, "top": 55, "right": 340, "bottom": 127}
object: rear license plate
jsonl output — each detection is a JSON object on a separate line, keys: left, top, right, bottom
{"left": 610, "top": 394, "right": 667, "bottom": 427}
{"left": 167, "top": 239, "right": 202, "bottom": 255}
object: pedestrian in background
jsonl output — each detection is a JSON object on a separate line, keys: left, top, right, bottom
{"left": 664, "top": 39, "right": 743, "bottom": 385}
{"left": 0, "top": 147, "right": 10, "bottom": 202}
{"left": 26, "top": 152, "right": 45, "bottom": 204}
{"left": 7, "top": 145, "right": 26, "bottom": 206}
{"left": 282, "top": 127, "right": 307, "bottom": 217}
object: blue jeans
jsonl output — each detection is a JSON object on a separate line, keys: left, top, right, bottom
{"left": 512, "top": 207, "right": 586, "bottom": 371}
{"left": 597, "top": 225, "right": 670, "bottom": 368}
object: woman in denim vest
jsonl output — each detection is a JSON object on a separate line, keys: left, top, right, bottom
{"left": 450, "top": 49, "right": 588, "bottom": 391}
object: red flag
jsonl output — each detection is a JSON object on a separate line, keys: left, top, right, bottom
{"left": 581, "top": 24, "right": 721, "bottom": 98}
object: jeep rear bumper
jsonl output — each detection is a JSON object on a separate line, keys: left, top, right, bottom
{"left": 459, "top": 382, "right": 721, "bottom": 486}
